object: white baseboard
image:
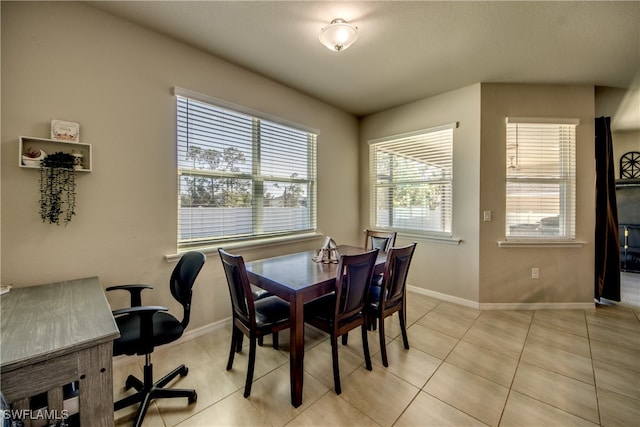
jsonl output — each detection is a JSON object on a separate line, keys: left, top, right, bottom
{"left": 406, "top": 285, "right": 595, "bottom": 311}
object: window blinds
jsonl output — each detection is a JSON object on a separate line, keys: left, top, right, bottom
{"left": 369, "top": 124, "right": 455, "bottom": 236}
{"left": 505, "top": 118, "right": 578, "bottom": 240}
{"left": 176, "top": 94, "right": 317, "bottom": 248}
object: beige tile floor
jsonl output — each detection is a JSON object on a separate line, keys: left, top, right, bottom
{"left": 114, "top": 285, "right": 640, "bottom": 427}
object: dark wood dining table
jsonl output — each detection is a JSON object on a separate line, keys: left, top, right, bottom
{"left": 244, "top": 245, "right": 386, "bottom": 407}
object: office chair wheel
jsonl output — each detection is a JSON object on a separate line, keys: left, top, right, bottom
{"left": 179, "top": 366, "right": 189, "bottom": 377}
{"left": 188, "top": 391, "right": 197, "bottom": 404}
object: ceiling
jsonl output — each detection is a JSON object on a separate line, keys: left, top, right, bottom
{"left": 88, "top": 1, "right": 639, "bottom": 117}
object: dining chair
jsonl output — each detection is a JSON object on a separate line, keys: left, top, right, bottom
{"left": 304, "top": 250, "right": 378, "bottom": 395}
{"left": 367, "top": 243, "right": 417, "bottom": 367}
{"left": 107, "top": 251, "right": 206, "bottom": 427}
{"left": 364, "top": 229, "right": 397, "bottom": 252}
{"left": 218, "top": 248, "right": 291, "bottom": 398}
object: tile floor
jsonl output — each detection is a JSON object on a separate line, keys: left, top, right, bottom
{"left": 114, "top": 283, "right": 640, "bottom": 427}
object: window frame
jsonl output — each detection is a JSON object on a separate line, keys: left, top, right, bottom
{"left": 174, "top": 87, "right": 318, "bottom": 249}
{"left": 369, "top": 122, "right": 457, "bottom": 239}
{"left": 504, "top": 117, "right": 579, "bottom": 242}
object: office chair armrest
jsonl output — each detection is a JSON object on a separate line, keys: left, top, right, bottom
{"left": 106, "top": 284, "right": 154, "bottom": 307}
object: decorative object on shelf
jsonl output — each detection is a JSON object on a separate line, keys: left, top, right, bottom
{"left": 22, "top": 147, "right": 47, "bottom": 167}
{"left": 620, "top": 151, "right": 640, "bottom": 179}
{"left": 39, "top": 152, "right": 77, "bottom": 225}
{"left": 71, "top": 150, "right": 84, "bottom": 170}
{"left": 51, "top": 119, "right": 80, "bottom": 142}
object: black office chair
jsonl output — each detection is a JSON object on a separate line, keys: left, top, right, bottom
{"left": 107, "top": 251, "right": 206, "bottom": 427}
{"left": 304, "top": 250, "right": 378, "bottom": 395}
{"left": 218, "top": 248, "right": 291, "bottom": 398}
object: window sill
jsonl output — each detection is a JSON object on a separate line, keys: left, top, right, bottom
{"left": 165, "top": 232, "right": 324, "bottom": 262}
{"left": 497, "top": 240, "right": 587, "bottom": 248}
{"left": 400, "top": 233, "right": 462, "bottom": 245}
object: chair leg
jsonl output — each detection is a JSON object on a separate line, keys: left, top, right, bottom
{"left": 378, "top": 316, "right": 388, "bottom": 367}
{"left": 227, "top": 327, "right": 239, "bottom": 370}
{"left": 361, "top": 324, "right": 372, "bottom": 371}
{"left": 125, "top": 374, "right": 144, "bottom": 392}
{"left": 132, "top": 391, "right": 153, "bottom": 427}
{"left": 236, "top": 332, "right": 244, "bottom": 352}
{"left": 258, "top": 336, "right": 263, "bottom": 346}
{"left": 272, "top": 332, "right": 279, "bottom": 349}
{"left": 244, "top": 337, "right": 257, "bottom": 398}
{"left": 330, "top": 335, "right": 341, "bottom": 395}
{"left": 341, "top": 333, "right": 348, "bottom": 345}
{"left": 155, "top": 364, "right": 188, "bottom": 389}
{"left": 399, "top": 309, "right": 409, "bottom": 349}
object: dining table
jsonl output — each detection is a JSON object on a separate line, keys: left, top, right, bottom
{"left": 244, "top": 244, "right": 386, "bottom": 407}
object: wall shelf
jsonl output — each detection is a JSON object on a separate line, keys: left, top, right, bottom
{"left": 19, "top": 136, "right": 92, "bottom": 172}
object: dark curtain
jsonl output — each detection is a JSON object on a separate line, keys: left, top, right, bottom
{"left": 594, "top": 116, "right": 621, "bottom": 301}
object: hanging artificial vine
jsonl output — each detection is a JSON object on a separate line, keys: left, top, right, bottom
{"left": 39, "top": 152, "right": 77, "bottom": 225}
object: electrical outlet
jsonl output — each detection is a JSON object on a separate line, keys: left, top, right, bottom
{"left": 483, "top": 210, "right": 492, "bottom": 222}
{"left": 531, "top": 267, "right": 539, "bottom": 279}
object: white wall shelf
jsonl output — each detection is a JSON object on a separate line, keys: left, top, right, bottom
{"left": 19, "top": 136, "right": 92, "bottom": 172}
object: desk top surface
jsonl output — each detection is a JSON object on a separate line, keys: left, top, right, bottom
{"left": 0, "top": 276, "right": 119, "bottom": 372}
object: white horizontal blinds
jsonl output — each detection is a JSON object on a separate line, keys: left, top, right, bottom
{"left": 505, "top": 118, "right": 577, "bottom": 240}
{"left": 370, "top": 125, "right": 454, "bottom": 235}
{"left": 177, "top": 95, "right": 317, "bottom": 248}
{"left": 259, "top": 120, "right": 317, "bottom": 234}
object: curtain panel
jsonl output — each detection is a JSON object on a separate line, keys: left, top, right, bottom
{"left": 594, "top": 116, "right": 621, "bottom": 301}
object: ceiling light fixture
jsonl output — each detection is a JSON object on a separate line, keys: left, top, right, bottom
{"left": 319, "top": 18, "right": 358, "bottom": 52}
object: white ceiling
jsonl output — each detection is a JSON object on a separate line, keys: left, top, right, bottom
{"left": 88, "top": 1, "right": 639, "bottom": 117}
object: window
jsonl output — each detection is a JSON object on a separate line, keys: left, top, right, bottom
{"left": 369, "top": 123, "right": 456, "bottom": 236}
{"left": 505, "top": 117, "right": 578, "bottom": 240}
{"left": 176, "top": 90, "right": 317, "bottom": 249}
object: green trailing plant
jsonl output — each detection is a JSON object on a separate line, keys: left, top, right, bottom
{"left": 39, "top": 152, "right": 76, "bottom": 225}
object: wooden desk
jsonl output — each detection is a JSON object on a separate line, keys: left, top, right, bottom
{"left": 245, "top": 245, "right": 385, "bottom": 407}
{"left": 1, "top": 277, "right": 120, "bottom": 426}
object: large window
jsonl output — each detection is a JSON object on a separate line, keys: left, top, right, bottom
{"left": 369, "top": 123, "right": 456, "bottom": 236}
{"left": 505, "top": 117, "right": 578, "bottom": 240}
{"left": 176, "top": 90, "right": 317, "bottom": 249}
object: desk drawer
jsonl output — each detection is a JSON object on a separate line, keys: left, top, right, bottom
{"left": 2, "top": 352, "right": 78, "bottom": 402}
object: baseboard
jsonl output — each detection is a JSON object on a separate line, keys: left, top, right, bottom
{"left": 478, "top": 302, "right": 595, "bottom": 310}
{"left": 406, "top": 285, "right": 595, "bottom": 311}
{"left": 407, "top": 285, "right": 480, "bottom": 309}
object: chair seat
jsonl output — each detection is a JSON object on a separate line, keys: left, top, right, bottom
{"left": 305, "top": 293, "right": 364, "bottom": 327}
{"left": 113, "top": 312, "right": 184, "bottom": 356}
{"left": 371, "top": 273, "right": 384, "bottom": 287}
{"left": 251, "top": 285, "right": 272, "bottom": 300}
{"left": 304, "top": 294, "right": 336, "bottom": 324}
{"left": 254, "top": 296, "right": 290, "bottom": 328}
{"left": 368, "top": 283, "right": 404, "bottom": 308}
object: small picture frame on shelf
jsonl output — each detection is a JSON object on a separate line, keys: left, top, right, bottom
{"left": 51, "top": 119, "right": 80, "bottom": 142}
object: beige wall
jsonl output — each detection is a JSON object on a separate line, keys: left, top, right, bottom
{"left": 1, "top": 2, "right": 360, "bottom": 329}
{"left": 595, "top": 86, "right": 640, "bottom": 179}
{"left": 361, "top": 83, "right": 597, "bottom": 306}
{"left": 479, "top": 84, "right": 595, "bottom": 305}
{"left": 360, "top": 84, "right": 482, "bottom": 302}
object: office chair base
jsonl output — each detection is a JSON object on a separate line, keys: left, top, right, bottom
{"left": 115, "top": 363, "right": 197, "bottom": 427}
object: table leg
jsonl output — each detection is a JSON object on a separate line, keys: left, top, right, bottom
{"left": 289, "top": 294, "right": 305, "bottom": 407}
